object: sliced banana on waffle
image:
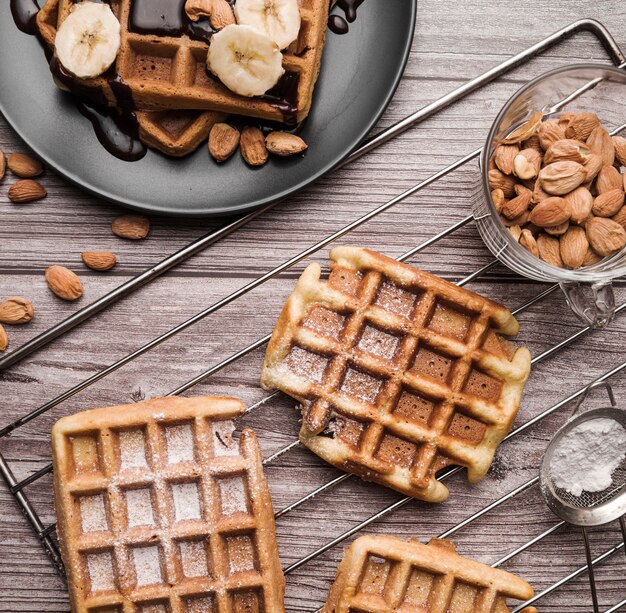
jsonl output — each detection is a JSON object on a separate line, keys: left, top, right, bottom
{"left": 207, "top": 24, "right": 285, "bottom": 97}
{"left": 235, "top": 0, "right": 301, "bottom": 50}
{"left": 54, "top": 1, "right": 121, "bottom": 79}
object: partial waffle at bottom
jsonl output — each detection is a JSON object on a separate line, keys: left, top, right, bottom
{"left": 37, "top": 0, "right": 222, "bottom": 157}
{"left": 261, "top": 247, "right": 532, "bottom": 503}
{"left": 324, "top": 536, "right": 538, "bottom": 613}
{"left": 51, "top": 396, "right": 285, "bottom": 613}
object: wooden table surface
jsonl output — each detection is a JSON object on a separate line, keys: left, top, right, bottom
{"left": 2, "top": 1, "right": 626, "bottom": 611}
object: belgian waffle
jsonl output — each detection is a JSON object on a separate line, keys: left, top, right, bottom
{"left": 53, "top": 0, "right": 329, "bottom": 123}
{"left": 37, "top": 0, "right": 225, "bottom": 157}
{"left": 51, "top": 396, "right": 285, "bottom": 613}
{"left": 324, "top": 535, "right": 538, "bottom": 613}
{"left": 261, "top": 247, "right": 532, "bottom": 503}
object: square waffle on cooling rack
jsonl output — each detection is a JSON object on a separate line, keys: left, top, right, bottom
{"left": 37, "top": 0, "right": 226, "bottom": 157}
{"left": 51, "top": 396, "right": 285, "bottom": 613}
{"left": 324, "top": 535, "right": 538, "bottom": 613}
{"left": 261, "top": 247, "right": 532, "bottom": 503}
{"left": 53, "top": 0, "right": 329, "bottom": 123}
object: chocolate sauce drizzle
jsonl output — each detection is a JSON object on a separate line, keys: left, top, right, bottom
{"left": 10, "top": 0, "right": 41, "bottom": 35}
{"left": 328, "top": 0, "right": 365, "bottom": 35}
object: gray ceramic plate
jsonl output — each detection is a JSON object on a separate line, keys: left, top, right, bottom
{"left": 0, "top": 1, "right": 416, "bottom": 217}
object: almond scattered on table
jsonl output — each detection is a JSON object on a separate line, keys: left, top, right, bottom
{"left": 490, "top": 110, "right": 626, "bottom": 269}
{"left": 0, "top": 296, "right": 34, "bottom": 324}
{"left": 7, "top": 153, "right": 44, "bottom": 178}
{"left": 45, "top": 265, "right": 84, "bottom": 301}
{"left": 265, "top": 132, "right": 308, "bottom": 156}
{"left": 0, "top": 324, "right": 8, "bottom": 352}
{"left": 209, "top": 122, "right": 240, "bottom": 162}
{"left": 240, "top": 126, "right": 268, "bottom": 166}
{"left": 112, "top": 214, "right": 150, "bottom": 240}
{"left": 0, "top": 150, "right": 5, "bottom": 182}
{"left": 8, "top": 179, "right": 46, "bottom": 203}
{"left": 81, "top": 251, "right": 117, "bottom": 271}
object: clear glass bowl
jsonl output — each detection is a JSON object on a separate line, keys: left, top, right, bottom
{"left": 473, "top": 64, "right": 626, "bottom": 328}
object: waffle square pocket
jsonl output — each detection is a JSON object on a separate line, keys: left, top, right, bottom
{"left": 261, "top": 247, "right": 532, "bottom": 503}
{"left": 51, "top": 396, "right": 284, "bottom": 613}
{"left": 324, "top": 535, "right": 538, "bottom": 613}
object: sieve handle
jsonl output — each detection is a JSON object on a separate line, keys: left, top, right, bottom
{"left": 560, "top": 280, "right": 615, "bottom": 329}
{"left": 572, "top": 380, "right": 618, "bottom": 417}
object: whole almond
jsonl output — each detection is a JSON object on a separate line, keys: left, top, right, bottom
{"left": 586, "top": 217, "right": 626, "bottom": 257}
{"left": 565, "top": 112, "right": 600, "bottom": 141}
{"left": 45, "top": 266, "right": 83, "bottom": 301}
{"left": 582, "top": 247, "right": 602, "bottom": 267}
{"left": 8, "top": 179, "right": 46, "bottom": 203}
{"left": 592, "top": 189, "right": 625, "bottom": 218}
{"left": 209, "top": 0, "right": 235, "bottom": 28}
{"left": 537, "top": 120, "right": 566, "bottom": 150}
{"left": 583, "top": 153, "right": 603, "bottom": 184}
{"left": 494, "top": 144, "right": 518, "bottom": 174}
{"left": 0, "top": 149, "right": 5, "bottom": 181}
{"left": 0, "top": 324, "right": 7, "bottom": 352}
{"left": 558, "top": 112, "right": 576, "bottom": 128}
{"left": 522, "top": 134, "right": 542, "bottom": 153}
{"left": 545, "top": 221, "right": 569, "bottom": 236}
{"left": 513, "top": 149, "right": 542, "bottom": 180}
{"left": 529, "top": 196, "right": 570, "bottom": 227}
{"left": 564, "top": 187, "right": 593, "bottom": 225}
{"left": 587, "top": 125, "right": 615, "bottom": 167}
{"left": 491, "top": 189, "right": 505, "bottom": 213}
{"left": 502, "top": 110, "right": 542, "bottom": 144}
{"left": 488, "top": 168, "right": 517, "bottom": 198}
{"left": 500, "top": 210, "right": 529, "bottom": 228}
{"left": 7, "top": 152, "right": 43, "bottom": 178}
{"left": 508, "top": 224, "right": 522, "bottom": 241}
{"left": 612, "top": 205, "right": 626, "bottom": 231}
{"left": 501, "top": 189, "right": 530, "bottom": 220}
{"left": 112, "top": 214, "right": 150, "bottom": 240}
{"left": 596, "top": 165, "right": 623, "bottom": 194}
{"left": 266, "top": 132, "right": 308, "bottom": 157}
{"left": 240, "top": 127, "right": 268, "bottom": 166}
{"left": 543, "top": 139, "right": 591, "bottom": 165}
{"left": 209, "top": 123, "right": 240, "bottom": 162}
{"left": 613, "top": 135, "right": 626, "bottom": 166}
{"left": 537, "top": 233, "right": 563, "bottom": 267}
{"left": 559, "top": 226, "right": 588, "bottom": 269}
{"left": 531, "top": 180, "right": 551, "bottom": 205}
{"left": 0, "top": 296, "right": 34, "bottom": 324}
{"left": 539, "top": 161, "right": 586, "bottom": 195}
{"left": 81, "top": 251, "right": 117, "bottom": 271}
{"left": 519, "top": 229, "right": 539, "bottom": 257}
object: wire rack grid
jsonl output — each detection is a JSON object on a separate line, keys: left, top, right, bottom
{"left": 2, "top": 16, "right": 626, "bottom": 613}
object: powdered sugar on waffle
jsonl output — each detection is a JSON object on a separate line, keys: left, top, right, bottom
{"left": 86, "top": 551, "right": 115, "bottom": 592}
{"left": 132, "top": 545, "right": 162, "bottom": 586}
{"left": 171, "top": 482, "right": 202, "bottom": 521}
{"left": 79, "top": 494, "right": 108, "bottom": 532}
{"left": 219, "top": 476, "right": 247, "bottom": 515}
{"left": 119, "top": 429, "right": 148, "bottom": 470}
{"left": 165, "top": 424, "right": 194, "bottom": 463}
{"left": 126, "top": 488, "right": 156, "bottom": 527}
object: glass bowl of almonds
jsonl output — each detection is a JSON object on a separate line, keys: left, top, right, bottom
{"left": 474, "top": 64, "right": 626, "bottom": 328}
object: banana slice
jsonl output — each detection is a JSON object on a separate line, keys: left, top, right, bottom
{"left": 55, "top": 2, "right": 121, "bottom": 79}
{"left": 207, "top": 24, "right": 284, "bottom": 97}
{"left": 235, "top": 0, "right": 301, "bottom": 50}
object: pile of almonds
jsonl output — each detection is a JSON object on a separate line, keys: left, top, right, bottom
{"left": 489, "top": 111, "right": 626, "bottom": 269}
{"left": 209, "top": 123, "right": 308, "bottom": 166}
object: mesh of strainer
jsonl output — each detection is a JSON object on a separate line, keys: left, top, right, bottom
{"left": 551, "top": 463, "right": 626, "bottom": 509}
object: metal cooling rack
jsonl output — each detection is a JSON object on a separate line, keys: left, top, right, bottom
{"left": 2, "top": 17, "right": 626, "bottom": 612}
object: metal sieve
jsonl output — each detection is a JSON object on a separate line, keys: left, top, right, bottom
{"left": 539, "top": 381, "right": 626, "bottom": 613}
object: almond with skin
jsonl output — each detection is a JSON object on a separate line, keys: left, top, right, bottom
{"left": 494, "top": 144, "right": 519, "bottom": 174}
{"left": 112, "top": 214, "right": 150, "bottom": 240}
{"left": 537, "top": 120, "right": 566, "bottom": 150}
{"left": 266, "top": 132, "right": 308, "bottom": 156}
{"left": 209, "top": 123, "right": 240, "bottom": 162}
{"left": 582, "top": 247, "right": 602, "bottom": 267}
{"left": 539, "top": 161, "right": 586, "bottom": 195}
{"left": 586, "top": 217, "right": 626, "bottom": 257}
{"left": 592, "top": 189, "right": 625, "bottom": 217}
{"left": 500, "top": 210, "right": 529, "bottom": 228}
{"left": 565, "top": 112, "right": 600, "bottom": 141}
{"left": 612, "top": 205, "right": 626, "bottom": 231}
{"left": 583, "top": 153, "right": 603, "bottom": 184}
{"left": 522, "top": 134, "right": 542, "bottom": 153}
{"left": 558, "top": 112, "right": 576, "bottom": 128}
{"left": 508, "top": 224, "right": 522, "bottom": 241}
{"left": 537, "top": 233, "right": 563, "bottom": 267}
{"left": 491, "top": 189, "right": 505, "bottom": 213}
{"left": 531, "top": 180, "right": 551, "bottom": 205}
{"left": 45, "top": 266, "right": 83, "bottom": 301}
{"left": 240, "top": 127, "right": 268, "bottom": 166}
{"left": 545, "top": 221, "right": 569, "bottom": 236}
{"left": 501, "top": 189, "right": 531, "bottom": 220}
{"left": 488, "top": 168, "right": 517, "bottom": 198}
{"left": 0, "top": 149, "right": 5, "bottom": 181}
{"left": 613, "top": 136, "right": 626, "bottom": 166}
{"left": 529, "top": 196, "right": 570, "bottom": 227}
{"left": 502, "top": 110, "right": 542, "bottom": 144}
{"left": 185, "top": 0, "right": 234, "bottom": 28}
{"left": 596, "top": 165, "right": 623, "bottom": 194}
{"left": 543, "top": 139, "right": 591, "bottom": 165}
{"left": 519, "top": 228, "right": 539, "bottom": 257}
{"left": 587, "top": 125, "right": 615, "bottom": 167}
{"left": 7, "top": 153, "right": 43, "bottom": 178}
{"left": 8, "top": 179, "right": 46, "bottom": 203}
{"left": 81, "top": 251, "right": 117, "bottom": 271}
{"left": 559, "top": 226, "right": 588, "bottom": 269}
{"left": 0, "top": 296, "right": 34, "bottom": 324}
{"left": 513, "top": 148, "right": 542, "bottom": 180}
{"left": 564, "top": 187, "right": 593, "bottom": 225}
{"left": 0, "top": 324, "right": 7, "bottom": 352}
